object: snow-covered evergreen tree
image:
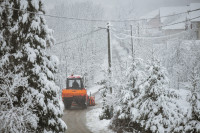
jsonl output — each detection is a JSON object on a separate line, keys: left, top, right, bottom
{"left": 134, "top": 59, "right": 185, "bottom": 133}
{"left": 0, "top": 67, "right": 38, "bottom": 132}
{"left": 185, "top": 65, "right": 200, "bottom": 132}
{"left": 0, "top": 0, "right": 66, "bottom": 132}
{"left": 111, "top": 58, "right": 185, "bottom": 133}
{"left": 110, "top": 58, "right": 148, "bottom": 132}
{"left": 99, "top": 68, "right": 114, "bottom": 120}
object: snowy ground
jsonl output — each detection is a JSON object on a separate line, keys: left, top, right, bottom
{"left": 86, "top": 108, "right": 114, "bottom": 133}
{"left": 86, "top": 90, "right": 114, "bottom": 133}
{"left": 86, "top": 85, "right": 114, "bottom": 133}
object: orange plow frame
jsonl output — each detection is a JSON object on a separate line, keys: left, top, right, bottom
{"left": 88, "top": 96, "right": 95, "bottom": 106}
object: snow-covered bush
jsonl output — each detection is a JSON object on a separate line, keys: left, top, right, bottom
{"left": 0, "top": 0, "right": 66, "bottom": 132}
{"left": 111, "top": 58, "right": 185, "bottom": 133}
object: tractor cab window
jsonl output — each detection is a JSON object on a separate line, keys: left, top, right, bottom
{"left": 67, "top": 78, "right": 83, "bottom": 89}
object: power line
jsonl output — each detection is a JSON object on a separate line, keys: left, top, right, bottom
{"left": 112, "top": 30, "right": 187, "bottom": 40}
{"left": 141, "top": 8, "right": 200, "bottom": 22}
{"left": 53, "top": 15, "right": 200, "bottom": 45}
{"left": 146, "top": 15, "right": 200, "bottom": 29}
{"left": 1, "top": 5, "right": 199, "bottom": 43}
{"left": 1, "top": 5, "right": 200, "bottom": 23}
{"left": 54, "top": 29, "right": 102, "bottom": 45}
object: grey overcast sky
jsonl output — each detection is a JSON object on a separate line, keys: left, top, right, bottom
{"left": 45, "top": 0, "right": 200, "bottom": 17}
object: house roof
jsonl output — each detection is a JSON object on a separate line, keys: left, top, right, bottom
{"left": 160, "top": 6, "right": 188, "bottom": 23}
{"left": 162, "top": 13, "right": 187, "bottom": 30}
{"left": 140, "top": 9, "right": 160, "bottom": 22}
{"left": 141, "top": 3, "right": 200, "bottom": 30}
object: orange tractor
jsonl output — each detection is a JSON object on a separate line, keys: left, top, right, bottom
{"left": 62, "top": 75, "right": 95, "bottom": 109}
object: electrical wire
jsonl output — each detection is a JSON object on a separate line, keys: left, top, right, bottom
{"left": 140, "top": 8, "right": 200, "bottom": 22}
{"left": 0, "top": 5, "right": 200, "bottom": 23}
{"left": 54, "top": 29, "right": 103, "bottom": 45}
{"left": 1, "top": 5, "right": 199, "bottom": 43}
{"left": 112, "top": 30, "right": 187, "bottom": 40}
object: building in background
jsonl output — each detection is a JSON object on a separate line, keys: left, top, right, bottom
{"left": 141, "top": 3, "right": 200, "bottom": 39}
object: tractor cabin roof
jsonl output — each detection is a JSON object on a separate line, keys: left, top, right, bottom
{"left": 67, "top": 75, "right": 82, "bottom": 79}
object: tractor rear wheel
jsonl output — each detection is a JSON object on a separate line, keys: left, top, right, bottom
{"left": 81, "top": 103, "right": 87, "bottom": 109}
{"left": 64, "top": 98, "right": 72, "bottom": 109}
{"left": 65, "top": 101, "right": 72, "bottom": 109}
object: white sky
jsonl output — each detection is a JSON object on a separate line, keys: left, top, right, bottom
{"left": 44, "top": 0, "right": 200, "bottom": 17}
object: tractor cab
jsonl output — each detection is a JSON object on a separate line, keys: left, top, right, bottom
{"left": 66, "top": 76, "right": 84, "bottom": 90}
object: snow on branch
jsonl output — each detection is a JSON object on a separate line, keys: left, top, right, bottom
{"left": 0, "top": 69, "right": 38, "bottom": 132}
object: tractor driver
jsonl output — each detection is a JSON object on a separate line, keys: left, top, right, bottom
{"left": 72, "top": 80, "right": 79, "bottom": 88}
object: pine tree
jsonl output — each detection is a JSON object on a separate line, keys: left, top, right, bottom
{"left": 110, "top": 58, "right": 148, "bottom": 132}
{"left": 0, "top": 1, "right": 15, "bottom": 71}
{"left": 99, "top": 68, "right": 114, "bottom": 120}
{"left": 0, "top": 66, "right": 39, "bottom": 132}
{"left": 0, "top": 0, "right": 66, "bottom": 132}
{"left": 185, "top": 66, "right": 200, "bottom": 132}
{"left": 131, "top": 59, "right": 184, "bottom": 133}
{"left": 111, "top": 58, "right": 185, "bottom": 133}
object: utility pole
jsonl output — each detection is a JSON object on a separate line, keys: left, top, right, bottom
{"left": 107, "top": 23, "right": 111, "bottom": 73}
{"left": 98, "top": 23, "right": 112, "bottom": 93}
{"left": 107, "top": 22, "right": 112, "bottom": 93}
{"left": 137, "top": 22, "right": 140, "bottom": 47}
{"left": 130, "top": 25, "right": 134, "bottom": 58}
{"left": 130, "top": 25, "right": 135, "bottom": 88}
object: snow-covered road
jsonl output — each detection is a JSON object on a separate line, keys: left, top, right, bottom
{"left": 62, "top": 106, "right": 92, "bottom": 133}
{"left": 62, "top": 85, "right": 106, "bottom": 133}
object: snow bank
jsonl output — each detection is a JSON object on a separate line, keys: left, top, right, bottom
{"left": 86, "top": 108, "right": 114, "bottom": 133}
